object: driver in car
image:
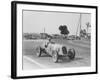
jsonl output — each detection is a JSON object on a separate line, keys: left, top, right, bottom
{"left": 45, "top": 38, "right": 53, "bottom": 48}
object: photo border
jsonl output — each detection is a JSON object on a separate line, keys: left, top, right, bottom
{"left": 11, "top": 1, "right": 98, "bottom": 79}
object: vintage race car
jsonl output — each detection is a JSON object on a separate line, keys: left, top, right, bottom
{"left": 36, "top": 40, "right": 75, "bottom": 63}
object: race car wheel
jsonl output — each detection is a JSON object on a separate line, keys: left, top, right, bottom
{"left": 36, "top": 47, "right": 42, "bottom": 57}
{"left": 52, "top": 51, "right": 59, "bottom": 63}
{"left": 68, "top": 48, "right": 75, "bottom": 60}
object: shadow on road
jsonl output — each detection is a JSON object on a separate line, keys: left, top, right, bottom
{"left": 40, "top": 53, "right": 51, "bottom": 57}
{"left": 58, "top": 57, "right": 84, "bottom": 63}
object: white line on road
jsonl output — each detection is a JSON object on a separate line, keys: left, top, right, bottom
{"left": 24, "top": 56, "right": 48, "bottom": 69}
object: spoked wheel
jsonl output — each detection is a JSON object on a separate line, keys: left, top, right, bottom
{"left": 52, "top": 51, "right": 59, "bottom": 63}
{"left": 36, "top": 47, "right": 42, "bottom": 57}
{"left": 68, "top": 48, "right": 75, "bottom": 60}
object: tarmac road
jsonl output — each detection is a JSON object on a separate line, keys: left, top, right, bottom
{"left": 23, "top": 39, "right": 91, "bottom": 70}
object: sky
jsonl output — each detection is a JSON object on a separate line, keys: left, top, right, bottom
{"left": 23, "top": 10, "right": 91, "bottom": 35}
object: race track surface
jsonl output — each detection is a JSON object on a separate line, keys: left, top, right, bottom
{"left": 22, "top": 39, "right": 91, "bottom": 70}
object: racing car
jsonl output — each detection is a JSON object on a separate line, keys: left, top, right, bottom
{"left": 36, "top": 39, "right": 75, "bottom": 63}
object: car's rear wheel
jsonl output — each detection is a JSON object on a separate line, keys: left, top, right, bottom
{"left": 68, "top": 48, "right": 75, "bottom": 60}
{"left": 52, "top": 51, "right": 59, "bottom": 63}
{"left": 36, "top": 47, "right": 42, "bottom": 57}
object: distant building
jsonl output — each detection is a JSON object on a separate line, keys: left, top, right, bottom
{"left": 40, "top": 33, "right": 52, "bottom": 39}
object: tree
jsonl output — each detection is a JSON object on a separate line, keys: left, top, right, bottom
{"left": 83, "top": 29, "right": 86, "bottom": 35}
{"left": 80, "top": 29, "right": 83, "bottom": 37}
{"left": 59, "top": 25, "right": 69, "bottom": 38}
{"left": 80, "top": 29, "right": 86, "bottom": 38}
{"left": 86, "top": 22, "right": 91, "bottom": 33}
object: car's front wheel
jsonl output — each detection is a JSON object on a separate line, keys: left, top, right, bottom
{"left": 68, "top": 48, "right": 75, "bottom": 60}
{"left": 52, "top": 51, "right": 59, "bottom": 63}
{"left": 36, "top": 47, "right": 42, "bottom": 57}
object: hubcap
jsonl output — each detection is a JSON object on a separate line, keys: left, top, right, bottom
{"left": 53, "top": 52, "right": 57, "bottom": 62}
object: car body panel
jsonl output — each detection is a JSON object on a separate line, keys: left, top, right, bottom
{"left": 39, "top": 40, "right": 67, "bottom": 56}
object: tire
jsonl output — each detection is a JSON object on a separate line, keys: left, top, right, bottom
{"left": 36, "top": 47, "right": 42, "bottom": 57}
{"left": 68, "top": 48, "right": 75, "bottom": 60}
{"left": 52, "top": 51, "right": 59, "bottom": 63}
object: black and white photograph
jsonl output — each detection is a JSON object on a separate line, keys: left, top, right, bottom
{"left": 11, "top": 1, "right": 97, "bottom": 79}
{"left": 23, "top": 10, "right": 91, "bottom": 69}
